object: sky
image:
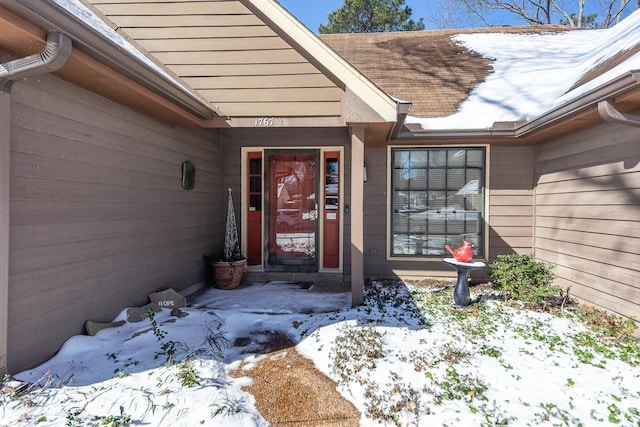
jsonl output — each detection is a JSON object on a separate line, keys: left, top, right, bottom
{"left": 2, "top": 281, "right": 640, "bottom": 426}
{"left": 276, "top": 0, "right": 637, "bottom": 33}
{"left": 277, "top": 0, "right": 434, "bottom": 32}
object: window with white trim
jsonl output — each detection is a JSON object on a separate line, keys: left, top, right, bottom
{"left": 390, "top": 147, "right": 485, "bottom": 257}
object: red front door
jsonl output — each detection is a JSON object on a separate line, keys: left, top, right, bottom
{"left": 266, "top": 151, "right": 318, "bottom": 271}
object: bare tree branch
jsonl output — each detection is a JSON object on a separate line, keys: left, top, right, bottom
{"left": 433, "top": 0, "right": 638, "bottom": 28}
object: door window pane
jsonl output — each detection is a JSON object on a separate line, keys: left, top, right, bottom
{"left": 268, "top": 154, "right": 317, "bottom": 267}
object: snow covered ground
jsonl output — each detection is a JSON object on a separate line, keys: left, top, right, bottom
{"left": 1, "top": 281, "right": 639, "bottom": 426}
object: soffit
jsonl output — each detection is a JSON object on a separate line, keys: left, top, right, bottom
{"left": 86, "top": 0, "right": 344, "bottom": 120}
{"left": 0, "top": 5, "right": 209, "bottom": 126}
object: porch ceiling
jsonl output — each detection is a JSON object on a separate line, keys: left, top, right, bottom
{"left": 84, "top": 0, "right": 400, "bottom": 132}
{"left": 86, "top": 0, "right": 344, "bottom": 121}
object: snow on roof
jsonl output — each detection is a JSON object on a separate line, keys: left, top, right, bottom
{"left": 406, "top": 10, "right": 640, "bottom": 130}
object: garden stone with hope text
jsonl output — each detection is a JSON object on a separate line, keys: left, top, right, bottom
{"left": 149, "top": 288, "right": 187, "bottom": 310}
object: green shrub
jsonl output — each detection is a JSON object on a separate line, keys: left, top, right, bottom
{"left": 490, "top": 254, "right": 559, "bottom": 305}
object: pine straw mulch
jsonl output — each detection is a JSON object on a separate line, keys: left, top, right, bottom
{"left": 229, "top": 332, "right": 360, "bottom": 426}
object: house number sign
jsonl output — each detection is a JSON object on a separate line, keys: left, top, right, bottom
{"left": 255, "top": 117, "right": 281, "bottom": 127}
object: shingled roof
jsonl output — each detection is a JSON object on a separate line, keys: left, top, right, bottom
{"left": 319, "top": 26, "right": 570, "bottom": 118}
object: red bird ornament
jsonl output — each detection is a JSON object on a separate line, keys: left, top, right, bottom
{"left": 444, "top": 240, "right": 474, "bottom": 263}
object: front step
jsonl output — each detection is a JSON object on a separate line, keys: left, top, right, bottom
{"left": 241, "top": 271, "right": 348, "bottom": 287}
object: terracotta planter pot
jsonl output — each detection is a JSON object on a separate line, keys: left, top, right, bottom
{"left": 212, "top": 259, "right": 246, "bottom": 289}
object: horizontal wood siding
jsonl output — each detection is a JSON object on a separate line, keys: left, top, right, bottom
{"left": 8, "top": 76, "right": 222, "bottom": 373}
{"left": 363, "top": 147, "right": 392, "bottom": 276}
{"left": 88, "top": 0, "right": 343, "bottom": 118}
{"left": 488, "top": 146, "right": 535, "bottom": 257}
{"left": 535, "top": 121, "right": 640, "bottom": 321}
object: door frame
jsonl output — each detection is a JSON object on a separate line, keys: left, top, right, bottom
{"left": 241, "top": 146, "right": 344, "bottom": 273}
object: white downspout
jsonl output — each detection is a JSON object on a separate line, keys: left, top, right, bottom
{"left": 0, "top": 31, "right": 72, "bottom": 91}
{"left": 598, "top": 98, "right": 640, "bottom": 128}
{"left": 0, "top": 31, "right": 71, "bottom": 375}
{"left": 0, "top": 87, "right": 9, "bottom": 376}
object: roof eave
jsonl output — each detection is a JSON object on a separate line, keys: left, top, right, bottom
{"left": 516, "top": 70, "right": 640, "bottom": 136}
{"left": 397, "top": 70, "right": 640, "bottom": 141}
{"left": 0, "top": 0, "right": 217, "bottom": 121}
{"left": 397, "top": 127, "right": 518, "bottom": 141}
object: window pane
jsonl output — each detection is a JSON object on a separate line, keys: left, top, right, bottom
{"left": 249, "top": 158, "right": 262, "bottom": 175}
{"left": 394, "top": 150, "right": 410, "bottom": 168}
{"left": 249, "top": 176, "right": 261, "bottom": 193}
{"left": 447, "top": 169, "right": 466, "bottom": 190}
{"left": 427, "top": 169, "right": 444, "bottom": 188}
{"left": 407, "top": 191, "right": 427, "bottom": 210}
{"left": 391, "top": 148, "right": 485, "bottom": 258}
{"left": 467, "top": 150, "right": 483, "bottom": 167}
{"left": 249, "top": 195, "right": 261, "bottom": 211}
{"left": 325, "top": 196, "right": 338, "bottom": 210}
{"left": 393, "top": 191, "right": 408, "bottom": 210}
{"left": 326, "top": 158, "right": 339, "bottom": 174}
{"left": 409, "top": 150, "right": 429, "bottom": 168}
{"left": 428, "top": 191, "right": 446, "bottom": 211}
{"left": 393, "top": 168, "right": 409, "bottom": 190}
{"left": 467, "top": 169, "right": 482, "bottom": 182}
{"left": 325, "top": 176, "right": 339, "bottom": 194}
{"left": 448, "top": 149, "right": 466, "bottom": 167}
{"left": 429, "top": 151, "right": 446, "bottom": 167}
{"left": 409, "top": 169, "right": 428, "bottom": 190}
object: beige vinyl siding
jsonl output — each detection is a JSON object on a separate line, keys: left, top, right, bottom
{"left": 535, "top": 121, "right": 640, "bottom": 321}
{"left": 363, "top": 146, "right": 392, "bottom": 276}
{"left": 488, "top": 146, "right": 535, "bottom": 257}
{"left": 8, "top": 76, "right": 222, "bottom": 373}
{"left": 88, "top": 0, "right": 343, "bottom": 118}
